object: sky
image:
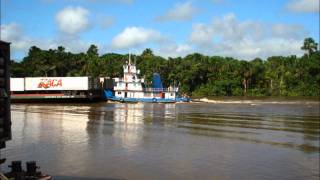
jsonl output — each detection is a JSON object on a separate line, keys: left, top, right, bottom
{"left": 0, "top": 0, "right": 319, "bottom": 60}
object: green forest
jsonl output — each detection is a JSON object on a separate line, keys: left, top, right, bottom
{"left": 10, "top": 37, "right": 320, "bottom": 97}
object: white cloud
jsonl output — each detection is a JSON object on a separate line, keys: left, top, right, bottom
{"left": 110, "top": 26, "right": 193, "bottom": 57}
{"left": 1, "top": 23, "right": 33, "bottom": 52}
{"left": 258, "top": 38, "right": 302, "bottom": 58}
{"left": 286, "top": 0, "right": 319, "bottom": 13}
{"left": 271, "top": 24, "right": 305, "bottom": 39}
{"left": 0, "top": 22, "right": 95, "bottom": 59}
{"left": 111, "top": 27, "right": 163, "bottom": 49}
{"left": 55, "top": 34, "right": 93, "bottom": 53}
{"left": 189, "top": 13, "right": 306, "bottom": 59}
{"left": 209, "top": 38, "right": 302, "bottom": 59}
{"left": 156, "top": 42, "right": 193, "bottom": 58}
{"left": 1, "top": 23, "right": 22, "bottom": 41}
{"left": 189, "top": 13, "right": 263, "bottom": 46}
{"left": 156, "top": 1, "right": 198, "bottom": 22}
{"left": 55, "top": 6, "right": 90, "bottom": 35}
{"left": 211, "top": 13, "right": 265, "bottom": 41}
{"left": 0, "top": 23, "right": 58, "bottom": 59}
{"left": 190, "top": 23, "right": 214, "bottom": 46}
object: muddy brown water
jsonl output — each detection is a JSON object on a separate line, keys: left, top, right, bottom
{"left": 2, "top": 101, "right": 319, "bottom": 179}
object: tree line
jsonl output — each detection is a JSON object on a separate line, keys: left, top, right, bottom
{"left": 10, "top": 37, "right": 320, "bottom": 97}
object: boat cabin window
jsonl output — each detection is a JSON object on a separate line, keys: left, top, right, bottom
{"left": 118, "top": 92, "right": 121, "bottom": 95}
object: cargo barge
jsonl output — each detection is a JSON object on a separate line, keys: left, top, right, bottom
{"left": 10, "top": 77, "right": 102, "bottom": 102}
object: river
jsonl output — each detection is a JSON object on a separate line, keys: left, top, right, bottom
{"left": 1, "top": 101, "right": 319, "bottom": 179}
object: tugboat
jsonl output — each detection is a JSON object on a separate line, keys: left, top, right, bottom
{"left": 104, "top": 55, "right": 189, "bottom": 103}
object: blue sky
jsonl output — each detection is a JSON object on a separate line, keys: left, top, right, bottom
{"left": 1, "top": 0, "right": 319, "bottom": 60}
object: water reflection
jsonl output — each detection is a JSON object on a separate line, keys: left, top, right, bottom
{"left": 110, "top": 103, "right": 145, "bottom": 151}
{"left": 86, "top": 103, "right": 177, "bottom": 153}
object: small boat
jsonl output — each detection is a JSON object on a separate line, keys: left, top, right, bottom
{"left": 104, "top": 55, "right": 189, "bottom": 103}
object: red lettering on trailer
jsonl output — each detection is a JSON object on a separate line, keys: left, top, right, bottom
{"left": 57, "top": 79, "right": 62, "bottom": 86}
{"left": 37, "top": 79, "right": 63, "bottom": 89}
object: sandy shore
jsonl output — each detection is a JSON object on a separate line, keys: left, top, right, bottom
{"left": 191, "top": 98, "right": 320, "bottom": 104}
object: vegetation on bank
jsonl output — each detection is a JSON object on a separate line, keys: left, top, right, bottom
{"left": 10, "top": 37, "right": 320, "bottom": 97}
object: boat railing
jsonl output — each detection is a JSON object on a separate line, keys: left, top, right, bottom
{"left": 114, "top": 78, "right": 143, "bottom": 83}
{"left": 143, "top": 87, "right": 178, "bottom": 92}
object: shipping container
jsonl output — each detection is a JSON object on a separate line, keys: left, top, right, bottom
{"left": 10, "top": 78, "right": 24, "bottom": 91}
{"left": 25, "top": 77, "right": 90, "bottom": 91}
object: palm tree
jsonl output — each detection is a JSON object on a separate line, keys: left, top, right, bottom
{"left": 301, "top": 37, "right": 318, "bottom": 58}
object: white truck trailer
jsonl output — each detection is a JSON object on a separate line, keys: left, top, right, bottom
{"left": 10, "top": 77, "right": 102, "bottom": 101}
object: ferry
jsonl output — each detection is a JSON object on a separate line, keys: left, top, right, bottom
{"left": 104, "top": 55, "right": 189, "bottom": 103}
